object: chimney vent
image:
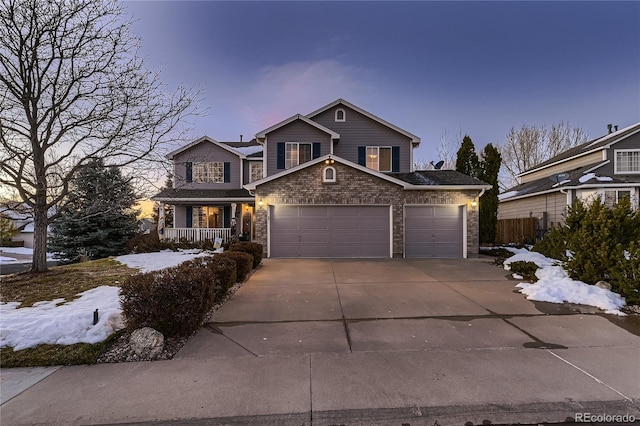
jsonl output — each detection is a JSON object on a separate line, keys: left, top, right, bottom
{"left": 614, "top": 125, "right": 618, "bottom": 132}
{"left": 607, "top": 124, "right": 613, "bottom": 134}
{"left": 240, "top": 134, "right": 243, "bottom": 142}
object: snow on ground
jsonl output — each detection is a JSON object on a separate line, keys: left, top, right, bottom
{"left": 114, "top": 249, "right": 215, "bottom": 273}
{"left": 1, "top": 286, "right": 122, "bottom": 350}
{"left": 0, "top": 249, "right": 216, "bottom": 350}
{"left": 0, "top": 247, "right": 56, "bottom": 264}
{"left": 504, "top": 250, "right": 626, "bottom": 316}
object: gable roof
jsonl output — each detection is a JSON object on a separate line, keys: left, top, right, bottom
{"left": 166, "top": 136, "right": 263, "bottom": 160}
{"left": 500, "top": 160, "right": 639, "bottom": 202}
{"left": 306, "top": 98, "right": 421, "bottom": 147}
{"left": 244, "top": 154, "right": 489, "bottom": 191}
{"left": 518, "top": 122, "right": 640, "bottom": 178}
{"left": 255, "top": 114, "right": 340, "bottom": 140}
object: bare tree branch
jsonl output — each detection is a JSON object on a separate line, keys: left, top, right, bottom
{"left": 0, "top": 0, "right": 202, "bottom": 271}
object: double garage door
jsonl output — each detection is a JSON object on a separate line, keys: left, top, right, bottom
{"left": 269, "top": 205, "right": 464, "bottom": 258}
{"left": 269, "top": 205, "right": 390, "bottom": 258}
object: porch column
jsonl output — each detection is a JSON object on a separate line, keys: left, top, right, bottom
{"left": 158, "top": 204, "right": 165, "bottom": 239}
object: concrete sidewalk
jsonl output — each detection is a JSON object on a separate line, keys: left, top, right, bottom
{"left": 1, "top": 259, "right": 639, "bottom": 425}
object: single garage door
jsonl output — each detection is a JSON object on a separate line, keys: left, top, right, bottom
{"left": 405, "top": 205, "right": 463, "bottom": 258}
{"left": 270, "top": 205, "right": 390, "bottom": 258}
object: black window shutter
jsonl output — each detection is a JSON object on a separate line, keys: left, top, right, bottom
{"left": 223, "top": 162, "right": 230, "bottom": 183}
{"left": 186, "top": 162, "right": 193, "bottom": 183}
{"left": 392, "top": 147, "right": 400, "bottom": 172}
{"left": 277, "top": 143, "right": 285, "bottom": 169}
{"left": 186, "top": 206, "right": 193, "bottom": 228}
{"left": 313, "top": 143, "right": 321, "bottom": 159}
{"left": 223, "top": 206, "right": 231, "bottom": 228}
{"left": 357, "top": 146, "right": 366, "bottom": 166}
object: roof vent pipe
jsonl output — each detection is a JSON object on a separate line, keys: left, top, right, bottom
{"left": 240, "top": 134, "right": 243, "bottom": 142}
{"left": 607, "top": 124, "right": 613, "bottom": 134}
{"left": 614, "top": 125, "right": 618, "bottom": 132}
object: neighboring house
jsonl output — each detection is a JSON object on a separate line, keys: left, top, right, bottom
{"left": 0, "top": 202, "right": 55, "bottom": 248}
{"left": 137, "top": 218, "right": 156, "bottom": 235}
{"left": 154, "top": 99, "right": 490, "bottom": 258}
{"left": 498, "top": 122, "right": 640, "bottom": 233}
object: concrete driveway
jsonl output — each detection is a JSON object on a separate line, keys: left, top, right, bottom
{"left": 2, "top": 258, "right": 639, "bottom": 425}
{"left": 177, "top": 258, "right": 566, "bottom": 358}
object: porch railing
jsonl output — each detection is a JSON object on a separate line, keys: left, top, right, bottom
{"left": 162, "top": 227, "right": 232, "bottom": 242}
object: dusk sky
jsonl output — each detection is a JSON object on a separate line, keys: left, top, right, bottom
{"left": 124, "top": 1, "right": 640, "bottom": 164}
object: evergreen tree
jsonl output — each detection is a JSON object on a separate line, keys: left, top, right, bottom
{"left": 478, "top": 144, "right": 501, "bottom": 244}
{"left": 49, "top": 160, "right": 139, "bottom": 261}
{"left": 455, "top": 135, "right": 479, "bottom": 178}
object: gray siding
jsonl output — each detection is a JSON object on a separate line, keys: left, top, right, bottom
{"left": 311, "top": 105, "right": 413, "bottom": 172}
{"left": 597, "top": 132, "right": 640, "bottom": 177}
{"left": 173, "top": 141, "right": 241, "bottom": 189}
{"left": 265, "top": 120, "right": 333, "bottom": 176}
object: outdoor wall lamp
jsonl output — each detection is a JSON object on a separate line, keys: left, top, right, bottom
{"left": 471, "top": 200, "right": 478, "bottom": 211}
{"left": 324, "top": 158, "right": 335, "bottom": 165}
{"left": 258, "top": 199, "right": 264, "bottom": 207}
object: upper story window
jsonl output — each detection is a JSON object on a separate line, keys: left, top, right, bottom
{"left": 194, "top": 162, "right": 224, "bottom": 183}
{"left": 335, "top": 108, "right": 346, "bottom": 122}
{"left": 249, "top": 162, "right": 263, "bottom": 183}
{"left": 615, "top": 150, "right": 640, "bottom": 174}
{"left": 285, "top": 142, "right": 312, "bottom": 169}
{"left": 187, "top": 161, "right": 230, "bottom": 183}
{"left": 366, "top": 146, "right": 392, "bottom": 172}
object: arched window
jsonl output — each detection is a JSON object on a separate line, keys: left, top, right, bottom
{"left": 335, "top": 108, "right": 346, "bottom": 122}
{"left": 323, "top": 166, "right": 336, "bottom": 183}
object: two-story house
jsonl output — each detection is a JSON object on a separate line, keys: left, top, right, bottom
{"left": 498, "top": 122, "right": 640, "bottom": 231}
{"left": 154, "top": 99, "right": 490, "bottom": 258}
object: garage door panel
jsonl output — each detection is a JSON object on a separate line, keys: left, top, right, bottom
{"left": 270, "top": 205, "right": 389, "bottom": 258}
{"left": 405, "top": 206, "right": 463, "bottom": 259}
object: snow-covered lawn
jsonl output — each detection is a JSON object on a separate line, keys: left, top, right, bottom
{"left": 0, "top": 247, "right": 56, "bottom": 264}
{"left": 0, "top": 249, "right": 215, "bottom": 350}
{"left": 503, "top": 249, "right": 626, "bottom": 316}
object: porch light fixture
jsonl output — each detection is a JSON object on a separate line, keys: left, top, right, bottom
{"left": 471, "top": 200, "right": 478, "bottom": 211}
{"left": 258, "top": 199, "right": 264, "bottom": 207}
{"left": 324, "top": 158, "right": 335, "bottom": 165}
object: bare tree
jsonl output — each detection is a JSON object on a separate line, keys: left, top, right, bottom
{"left": 500, "top": 122, "right": 588, "bottom": 188}
{"left": 0, "top": 0, "right": 199, "bottom": 272}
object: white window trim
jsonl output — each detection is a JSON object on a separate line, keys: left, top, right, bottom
{"left": 614, "top": 149, "right": 640, "bottom": 175}
{"left": 249, "top": 162, "right": 263, "bottom": 183}
{"left": 193, "top": 162, "right": 224, "bottom": 183}
{"left": 323, "top": 166, "right": 336, "bottom": 183}
{"left": 366, "top": 146, "right": 392, "bottom": 172}
{"left": 335, "top": 108, "right": 346, "bottom": 122}
{"left": 285, "top": 142, "right": 312, "bottom": 169}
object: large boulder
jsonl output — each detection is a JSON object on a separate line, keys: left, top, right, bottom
{"left": 129, "top": 327, "right": 164, "bottom": 360}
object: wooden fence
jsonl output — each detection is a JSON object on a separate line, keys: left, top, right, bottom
{"left": 495, "top": 218, "right": 537, "bottom": 245}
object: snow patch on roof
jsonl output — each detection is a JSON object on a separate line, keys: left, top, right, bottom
{"left": 579, "top": 172, "right": 614, "bottom": 183}
{"left": 233, "top": 146, "right": 263, "bottom": 156}
{"left": 552, "top": 179, "right": 571, "bottom": 188}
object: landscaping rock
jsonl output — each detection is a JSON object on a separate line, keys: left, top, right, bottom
{"left": 129, "top": 327, "right": 164, "bottom": 360}
{"left": 595, "top": 281, "right": 612, "bottom": 290}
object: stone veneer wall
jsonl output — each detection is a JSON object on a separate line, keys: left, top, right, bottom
{"left": 254, "top": 162, "right": 480, "bottom": 257}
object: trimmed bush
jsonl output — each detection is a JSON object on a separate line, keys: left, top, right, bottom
{"left": 228, "top": 242, "right": 263, "bottom": 268}
{"left": 509, "top": 260, "right": 539, "bottom": 282}
{"left": 121, "top": 258, "right": 217, "bottom": 337}
{"left": 125, "top": 231, "right": 163, "bottom": 254}
{"left": 206, "top": 255, "right": 237, "bottom": 298}
{"left": 217, "top": 251, "right": 253, "bottom": 282}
